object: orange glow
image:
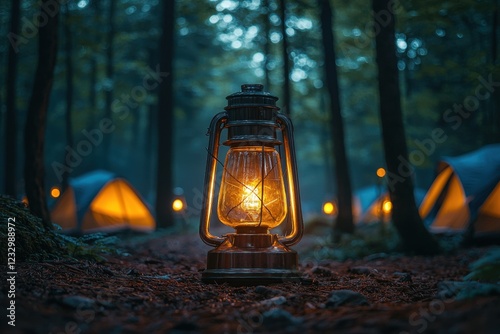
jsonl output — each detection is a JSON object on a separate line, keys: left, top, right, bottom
{"left": 172, "top": 198, "right": 184, "bottom": 212}
{"left": 382, "top": 200, "right": 392, "bottom": 214}
{"left": 50, "top": 186, "right": 61, "bottom": 198}
{"left": 323, "top": 201, "right": 336, "bottom": 215}
{"left": 217, "top": 146, "right": 287, "bottom": 229}
{"left": 22, "top": 196, "right": 29, "bottom": 205}
{"left": 376, "top": 167, "right": 386, "bottom": 178}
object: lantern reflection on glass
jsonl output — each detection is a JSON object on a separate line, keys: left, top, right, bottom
{"left": 199, "top": 84, "right": 303, "bottom": 285}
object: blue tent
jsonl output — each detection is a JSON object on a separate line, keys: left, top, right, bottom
{"left": 355, "top": 185, "right": 426, "bottom": 224}
{"left": 51, "top": 170, "right": 155, "bottom": 233}
{"left": 419, "top": 144, "right": 500, "bottom": 235}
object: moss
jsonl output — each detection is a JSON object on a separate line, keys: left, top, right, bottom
{"left": 0, "top": 195, "right": 68, "bottom": 264}
{"left": 0, "top": 195, "right": 120, "bottom": 264}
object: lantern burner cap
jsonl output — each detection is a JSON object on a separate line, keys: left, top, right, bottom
{"left": 241, "top": 84, "right": 263, "bottom": 92}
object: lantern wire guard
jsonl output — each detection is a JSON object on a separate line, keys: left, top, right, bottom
{"left": 199, "top": 84, "right": 304, "bottom": 285}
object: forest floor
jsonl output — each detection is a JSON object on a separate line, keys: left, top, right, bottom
{"left": 1, "top": 229, "right": 500, "bottom": 334}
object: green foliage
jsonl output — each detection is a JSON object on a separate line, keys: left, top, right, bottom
{"left": 464, "top": 247, "right": 500, "bottom": 282}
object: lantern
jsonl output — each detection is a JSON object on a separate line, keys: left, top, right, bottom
{"left": 199, "top": 84, "right": 303, "bottom": 284}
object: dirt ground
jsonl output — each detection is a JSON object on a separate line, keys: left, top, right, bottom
{"left": 1, "top": 232, "right": 500, "bottom": 334}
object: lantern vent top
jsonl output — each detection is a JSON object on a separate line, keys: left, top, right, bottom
{"left": 225, "top": 84, "right": 279, "bottom": 110}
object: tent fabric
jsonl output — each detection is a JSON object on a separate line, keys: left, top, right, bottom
{"left": 419, "top": 144, "right": 500, "bottom": 235}
{"left": 51, "top": 170, "right": 155, "bottom": 233}
{"left": 355, "top": 185, "right": 426, "bottom": 224}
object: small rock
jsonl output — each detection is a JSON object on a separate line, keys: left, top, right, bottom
{"left": 61, "top": 296, "right": 95, "bottom": 309}
{"left": 262, "top": 308, "right": 302, "bottom": 330}
{"left": 260, "top": 296, "right": 287, "bottom": 306}
{"left": 349, "top": 266, "right": 372, "bottom": 275}
{"left": 437, "top": 280, "right": 500, "bottom": 300}
{"left": 393, "top": 272, "right": 412, "bottom": 282}
{"left": 312, "top": 266, "right": 334, "bottom": 277}
{"left": 325, "top": 290, "right": 369, "bottom": 308}
{"left": 254, "top": 285, "right": 283, "bottom": 296}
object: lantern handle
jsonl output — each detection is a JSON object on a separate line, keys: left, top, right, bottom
{"left": 199, "top": 112, "right": 228, "bottom": 247}
{"left": 276, "top": 113, "right": 304, "bottom": 247}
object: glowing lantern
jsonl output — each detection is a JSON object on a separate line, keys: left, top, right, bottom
{"left": 199, "top": 84, "right": 303, "bottom": 284}
{"left": 376, "top": 167, "right": 386, "bottom": 178}
{"left": 322, "top": 201, "right": 336, "bottom": 215}
{"left": 382, "top": 199, "right": 392, "bottom": 215}
{"left": 172, "top": 198, "right": 184, "bottom": 212}
{"left": 50, "top": 186, "right": 61, "bottom": 198}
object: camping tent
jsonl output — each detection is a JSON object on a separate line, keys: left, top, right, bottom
{"left": 356, "top": 185, "right": 426, "bottom": 224}
{"left": 51, "top": 170, "right": 155, "bottom": 233}
{"left": 419, "top": 144, "right": 500, "bottom": 236}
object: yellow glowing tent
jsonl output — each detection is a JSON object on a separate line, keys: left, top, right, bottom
{"left": 51, "top": 170, "right": 155, "bottom": 233}
{"left": 355, "top": 186, "right": 426, "bottom": 224}
{"left": 419, "top": 145, "right": 500, "bottom": 236}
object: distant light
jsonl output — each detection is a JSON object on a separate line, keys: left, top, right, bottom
{"left": 77, "top": 0, "right": 89, "bottom": 9}
{"left": 252, "top": 52, "right": 264, "bottom": 63}
{"left": 435, "top": 28, "right": 446, "bottom": 37}
{"left": 209, "top": 15, "right": 219, "bottom": 24}
{"left": 50, "top": 187, "right": 61, "bottom": 198}
{"left": 323, "top": 201, "right": 336, "bottom": 215}
{"left": 396, "top": 39, "right": 407, "bottom": 50}
{"left": 270, "top": 32, "right": 282, "bottom": 43}
{"left": 376, "top": 167, "right": 386, "bottom": 178}
{"left": 22, "top": 196, "right": 29, "bottom": 205}
{"left": 382, "top": 200, "right": 392, "bottom": 214}
{"left": 231, "top": 40, "right": 242, "bottom": 49}
{"left": 223, "top": 14, "right": 233, "bottom": 23}
{"left": 172, "top": 199, "right": 184, "bottom": 212}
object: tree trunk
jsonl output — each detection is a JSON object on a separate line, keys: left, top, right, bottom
{"left": 103, "top": 0, "right": 116, "bottom": 168}
{"left": 319, "top": 0, "right": 354, "bottom": 235}
{"left": 63, "top": 3, "right": 74, "bottom": 190}
{"left": 155, "top": 0, "right": 175, "bottom": 228}
{"left": 24, "top": 0, "right": 59, "bottom": 229}
{"left": 372, "top": 0, "right": 440, "bottom": 255}
{"left": 263, "top": 0, "right": 272, "bottom": 91}
{"left": 4, "top": 0, "right": 20, "bottom": 197}
{"left": 492, "top": 0, "right": 500, "bottom": 142}
{"left": 279, "top": 0, "right": 291, "bottom": 115}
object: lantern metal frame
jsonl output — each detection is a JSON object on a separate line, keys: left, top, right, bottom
{"left": 199, "top": 84, "right": 304, "bottom": 285}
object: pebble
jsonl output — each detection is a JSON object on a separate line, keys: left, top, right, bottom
{"left": 260, "top": 296, "right": 287, "bottom": 306}
{"left": 61, "top": 295, "right": 96, "bottom": 309}
{"left": 262, "top": 308, "right": 302, "bottom": 329}
{"left": 437, "top": 280, "right": 500, "bottom": 300}
{"left": 312, "top": 266, "right": 334, "bottom": 277}
{"left": 325, "top": 290, "right": 369, "bottom": 308}
{"left": 349, "top": 266, "right": 372, "bottom": 275}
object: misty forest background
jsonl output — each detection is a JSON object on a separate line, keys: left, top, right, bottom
{"left": 1, "top": 0, "right": 499, "bottom": 231}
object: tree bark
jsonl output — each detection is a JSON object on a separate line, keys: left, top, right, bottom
{"left": 319, "top": 0, "right": 354, "bottom": 235}
{"left": 155, "top": 0, "right": 175, "bottom": 228}
{"left": 24, "top": 0, "right": 59, "bottom": 229}
{"left": 279, "top": 0, "right": 291, "bottom": 115}
{"left": 372, "top": 0, "right": 440, "bottom": 255}
{"left": 103, "top": 0, "right": 116, "bottom": 168}
{"left": 263, "top": 0, "right": 272, "bottom": 91}
{"left": 63, "top": 3, "right": 74, "bottom": 190}
{"left": 5, "top": 0, "right": 20, "bottom": 197}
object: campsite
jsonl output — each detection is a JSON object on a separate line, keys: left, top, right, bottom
{"left": 1, "top": 0, "right": 500, "bottom": 333}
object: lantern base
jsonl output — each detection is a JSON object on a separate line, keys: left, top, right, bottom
{"left": 202, "top": 233, "right": 301, "bottom": 285}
